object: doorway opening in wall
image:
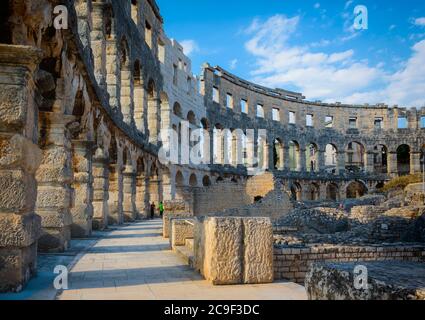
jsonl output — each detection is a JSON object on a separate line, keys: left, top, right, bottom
{"left": 325, "top": 144, "right": 337, "bottom": 174}
{"left": 374, "top": 145, "right": 388, "bottom": 174}
{"left": 397, "top": 144, "right": 411, "bottom": 176}
{"left": 290, "top": 182, "right": 302, "bottom": 201}
{"left": 345, "top": 142, "right": 365, "bottom": 173}
{"left": 346, "top": 181, "right": 368, "bottom": 199}
{"left": 326, "top": 183, "right": 339, "bottom": 201}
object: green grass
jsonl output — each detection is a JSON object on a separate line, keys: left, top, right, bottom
{"left": 381, "top": 174, "right": 422, "bottom": 192}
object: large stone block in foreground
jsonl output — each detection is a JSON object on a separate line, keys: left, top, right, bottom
{"left": 194, "top": 216, "right": 273, "bottom": 285}
{"left": 305, "top": 261, "right": 425, "bottom": 300}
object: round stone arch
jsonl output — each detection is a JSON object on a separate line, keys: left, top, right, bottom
{"left": 345, "top": 141, "right": 366, "bottom": 172}
{"left": 189, "top": 173, "right": 198, "bottom": 187}
{"left": 396, "top": 144, "right": 411, "bottom": 176}
{"left": 326, "top": 182, "right": 340, "bottom": 201}
{"left": 306, "top": 142, "right": 319, "bottom": 172}
{"left": 346, "top": 180, "right": 368, "bottom": 199}
{"left": 202, "top": 175, "right": 212, "bottom": 187}
{"left": 289, "top": 181, "right": 302, "bottom": 201}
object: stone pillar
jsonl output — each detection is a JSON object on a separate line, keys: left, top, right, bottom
{"left": 387, "top": 152, "right": 398, "bottom": 177}
{"left": 122, "top": 164, "right": 137, "bottom": 222}
{"left": 208, "top": 129, "right": 214, "bottom": 165}
{"left": 71, "top": 140, "right": 94, "bottom": 238}
{"left": 299, "top": 147, "right": 306, "bottom": 172}
{"left": 36, "top": 112, "right": 74, "bottom": 253}
{"left": 162, "top": 170, "right": 173, "bottom": 201}
{"left": 106, "top": 39, "right": 119, "bottom": 108}
{"left": 283, "top": 146, "right": 290, "bottom": 171}
{"left": 148, "top": 97, "right": 160, "bottom": 144}
{"left": 108, "top": 163, "right": 124, "bottom": 225}
{"left": 411, "top": 151, "right": 421, "bottom": 174}
{"left": 365, "top": 151, "right": 375, "bottom": 174}
{"left": 92, "top": 148, "right": 109, "bottom": 230}
{"left": 265, "top": 143, "right": 273, "bottom": 171}
{"left": 317, "top": 149, "right": 325, "bottom": 172}
{"left": 0, "top": 45, "right": 42, "bottom": 292}
{"left": 91, "top": 1, "right": 106, "bottom": 88}
{"left": 336, "top": 151, "right": 345, "bottom": 174}
{"left": 136, "top": 174, "right": 148, "bottom": 219}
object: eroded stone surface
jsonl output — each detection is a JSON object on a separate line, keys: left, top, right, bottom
{"left": 305, "top": 261, "right": 425, "bottom": 300}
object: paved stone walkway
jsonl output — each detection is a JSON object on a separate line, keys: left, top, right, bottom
{"left": 57, "top": 219, "right": 307, "bottom": 300}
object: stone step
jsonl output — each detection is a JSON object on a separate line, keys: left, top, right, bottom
{"left": 185, "top": 238, "right": 194, "bottom": 251}
{"left": 174, "top": 245, "right": 194, "bottom": 268}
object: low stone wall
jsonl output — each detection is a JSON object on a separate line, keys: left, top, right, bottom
{"left": 274, "top": 243, "right": 425, "bottom": 284}
{"left": 194, "top": 216, "right": 274, "bottom": 285}
{"left": 170, "top": 219, "right": 194, "bottom": 249}
{"left": 163, "top": 212, "right": 193, "bottom": 238}
{"left": 305, "top": 261, "right": 425, "bottom": 300}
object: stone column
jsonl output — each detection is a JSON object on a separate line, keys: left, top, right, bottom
{"left": 92, "top": 148, "right": 109, "bottom": 230}
{"left": 136, "top": 174, "right": 148, "bottom": 219}
{"left": 148, "top": 97, "right": 160, "bottom": 144}
{"left": 122, "top": 164, "right": 137, "bottom": 222}
{"left": 91, "top": 1, "right": 107, "bottom": 88}
{"left": 317, "top": 149, "right": 325, "bottom": 172}
{"left": 336, "top": 151, "right": 345, "bottom": 174}
{"left": 365, "top": 151, "right": 375, "bottom": 174}
{"left": 106, "top": 38, "right": 119, "bottom": 108}
{"left": 71, "top": 140, "right": 94, "bottom": 238}
{"left": 162, "top": 170, "right": 173, "bottom": 201}
{"left": 0, "top": 45, "right": 42, "bottom": 292}
{"left": 387, "top": 152, "right": 398, "bottom": 177}
{"left": 108, "top": 163, "right": 124, "bottom": 225}
{"left": 299, "top": 147, "right": 306, "bottom": 172}
{"left": 36, "top": 112, "right": 74, "bottom": 253}
{"left": 410, "top": 151, "right": 421, "bottom": 174}
{"left": 283, "top": 146, "right": 290, "bottom": 171}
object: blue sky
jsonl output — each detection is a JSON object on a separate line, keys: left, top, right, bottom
{"left": 157, "top": 0, "right": 425, "bottom": 107}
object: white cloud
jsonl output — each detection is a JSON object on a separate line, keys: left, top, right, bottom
{"left": 180, "top": 40, "right": 199, "bottom": 56}
{"left": 389, "top": 24, "right": 396, "bottom": 31}
{"left": 243, "top": 15, "right": 425, "bottom": 107}
{"left": 314, "top": 3, "right": 320, "bottom": 9}
{"left": 414, "top": 17, "right": 425, "bottom": 27}
{"left": 229, "top": 59, "right": 238, "bottom": 70}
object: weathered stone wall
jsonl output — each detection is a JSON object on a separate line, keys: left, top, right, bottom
{"left": 274, "top": 243, "right": 425, "bottom": 284}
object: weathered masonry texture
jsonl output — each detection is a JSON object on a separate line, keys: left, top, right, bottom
{"left": 0, "top": 0, "right": 424, "bottom": 294}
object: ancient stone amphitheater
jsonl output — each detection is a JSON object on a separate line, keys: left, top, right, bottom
{"left": 0, "top": 0, "right": 424, "bottom": 299}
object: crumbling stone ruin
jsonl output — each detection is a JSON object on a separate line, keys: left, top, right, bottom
{"left": 0, "top": 0, "right": 424, "bottom": 299}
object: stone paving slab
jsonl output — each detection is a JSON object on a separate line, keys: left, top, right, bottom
{"left": 1, "top": 219, "right": 307, "bottom": 300}
{"left": 55, "top": 219, "right": 307, "bottom": 300}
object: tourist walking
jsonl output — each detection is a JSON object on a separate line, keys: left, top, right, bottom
{"left": 159, "top": 201, "right": 164, "bottom": 218}
{"left": 150, "top": 202, "right": 156, "bottom": 219}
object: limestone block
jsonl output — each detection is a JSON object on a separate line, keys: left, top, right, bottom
{"left": 163, "top": 211, "right": 192, "bottom": 238}
{"left": 0, "top": 243, "right": 38, "bottom": 292}
{"left": 170, "top": 219, "right": 194, "bottom": 248}
{"left": 243, "top": 218, "right": 274, "bottom": 284}
{"left": 38, "top": 226, "right": 71, "bottom": 253}
{"left": 0, "top": 134, "right": 42, "bottom": 173}
{"left": 38, "top": 209, "right": 72, "bottom": 228}
{"left": 195, "top": 216, "right": 274, "bottom": 285}
{"left": 0, "top": 213, "right": 41, "bottom": 247}
{"left": 0, "top": 84, "right": 27, "bottom": 129}
{"left": 0, "top": 169, "right": 37, "bottom": 213}
{"left": 36, "top": 186, "right": 72, "bottom": 210}
{"left": 204, "top": 217, "right": 243, "bottom": 285}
